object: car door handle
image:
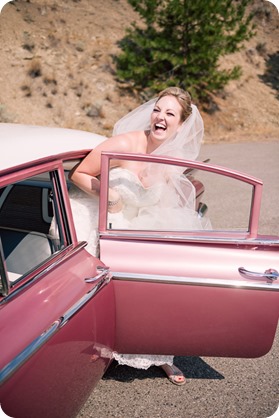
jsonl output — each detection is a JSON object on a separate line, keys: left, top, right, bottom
{"left": 85, "top": 266, "right": 110, "bottom": 283}
{"left": 238, "top": 267, "right": 279, "bottom": 282}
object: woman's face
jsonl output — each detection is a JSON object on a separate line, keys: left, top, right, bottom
{"left": 150, "top": 95, "right": 183, "bottom": 142}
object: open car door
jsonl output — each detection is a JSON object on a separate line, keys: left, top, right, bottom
{"left": 99, "top": 152, "right": 279, "bottom": 358}
{"left": 0, "top": 161, "right": 114, "bottom": 418}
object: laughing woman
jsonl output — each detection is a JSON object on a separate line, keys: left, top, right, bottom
{"left": 70, "top": 87, "right": 210, "bottom": 385}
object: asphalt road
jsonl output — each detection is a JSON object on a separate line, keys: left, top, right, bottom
{"left": 77, "top": 141, "right": 279, "bottom": 418}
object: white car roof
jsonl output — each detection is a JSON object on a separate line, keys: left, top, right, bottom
{"left": 0, "top": 123, "right": 106, "bottom": 171}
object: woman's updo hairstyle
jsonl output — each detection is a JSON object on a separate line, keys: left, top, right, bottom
{"left": 156, "top": 87, "right": 192, "bottom": 122}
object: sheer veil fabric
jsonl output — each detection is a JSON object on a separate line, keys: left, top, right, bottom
{"left": 113, "top": 98, "right": 204, "bottom": 161}
{"left": 110, "top": 98, "right": 209, "bottom": 231}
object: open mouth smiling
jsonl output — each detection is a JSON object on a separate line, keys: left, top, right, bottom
{"left": 155, "top": 123, "right": 166, "bottom": 131}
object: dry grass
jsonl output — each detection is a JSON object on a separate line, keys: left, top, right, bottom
{"left": 0, "top": 0, "right": 278, "bottom": 141}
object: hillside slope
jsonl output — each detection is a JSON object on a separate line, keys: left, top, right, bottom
{"left": 0, "top": 0, "right": 278, "bottom": 143}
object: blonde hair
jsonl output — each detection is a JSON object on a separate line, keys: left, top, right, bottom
{"left": 156, "top": 87, "right": 192, "bottom": 122}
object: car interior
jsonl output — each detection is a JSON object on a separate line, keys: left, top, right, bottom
{"left": 0, "top": 173, "right": 62, "bottom": 283}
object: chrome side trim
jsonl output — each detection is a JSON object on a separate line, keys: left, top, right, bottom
{"left": 0, "top": 271, "right": 110, "bottom": 385}
{"left": 100, "top": 232, "right": 279, "bottom": 246}
{"left": 0, "top": 320, "right": 61, "bottom": 385}
{"left": 61, "top": 272, "right": 110, "bottom": 325}
{"left": 112, "top": 271, "right": 279, "bottom": 292}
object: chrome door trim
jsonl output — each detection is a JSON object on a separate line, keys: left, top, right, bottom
{"left": 0, "top": 269, "right": 110, "bottom": 385}
{"left": 112, "top": 271, "right": 279, "bottom": 291}
{"left": 100, "top": 232, "right": 279, "bottom": 246}
{"left": 0, "top": 320, "right": 61, "bottom": 385}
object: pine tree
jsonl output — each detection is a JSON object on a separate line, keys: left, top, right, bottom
{"left": 115, "top": 0, "right": 256, "bottom": 104}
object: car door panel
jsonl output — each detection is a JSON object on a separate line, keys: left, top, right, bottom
{"left": 0, "top": 246, "right": 115, "bottom": 418}
{"left": 101, "top": 239, "right": 279, "bottom": 358}
{"left": 0, "top": 162, "right": 115, "bottom": 418}
{"left": 99, "top": 152, "right": 279, "bottom": 360}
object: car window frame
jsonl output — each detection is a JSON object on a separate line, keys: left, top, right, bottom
{"left": 0, "top": 160, "right": 78, "bottom": 298}
{"left": 98, "top": 152, "right": 267, "bottom": 244}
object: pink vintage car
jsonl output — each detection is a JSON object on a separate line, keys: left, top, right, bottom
{"left": 0, "top": 124, "right": 278, "bottom": 418}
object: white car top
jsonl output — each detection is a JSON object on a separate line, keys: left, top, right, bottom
{"left": 0, "top": 123, "right": 106, "bottom": 171}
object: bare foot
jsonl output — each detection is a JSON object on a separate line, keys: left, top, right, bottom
{"left": 161, "top": 364, "right": 186, "bottom": 386}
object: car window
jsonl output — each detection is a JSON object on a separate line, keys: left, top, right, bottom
{"left": 102, "top": 156, "right": 260, "bottom": 237}
{"left": 0, "top": 171, "right": 65, "bottom": 288}
{"left": 186, "top": 168, "right": 253, "bottom": 231}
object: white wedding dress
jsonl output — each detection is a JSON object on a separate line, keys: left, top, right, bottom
{"left": 107, "top": 166, "right": 211, "bottom": 369}
{"left": 108, "top": 167, "right": 211, "bottom": 231}
{"left": 66, "top": 95, "right": 209, "bottom": 370}
{"left": 66, "top": 166, "right": 211, "bottom": 369}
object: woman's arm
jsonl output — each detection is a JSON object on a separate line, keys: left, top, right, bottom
{"left": 69, "top": 133, "right": 134, "bottom": 212}
{"left": 69, "top": 166, "right": 101, "bottom": 197}
{"left": 70, "top": 135, "right": 130, "bottom": 191}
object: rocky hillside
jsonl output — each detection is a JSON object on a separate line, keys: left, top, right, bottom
{"left": 0, "top": 0, "right": 278, "bottom": 143}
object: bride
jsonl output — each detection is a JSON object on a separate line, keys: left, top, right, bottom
{"left": 70, "top": 86, "right": 208, "bottom": 385}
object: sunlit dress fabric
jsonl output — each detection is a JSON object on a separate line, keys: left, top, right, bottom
{"left": 108, "top": 167, "right": 211, "bottom": 231}
{"left": 108, "top": 167, "right": 211, "bottom": 369}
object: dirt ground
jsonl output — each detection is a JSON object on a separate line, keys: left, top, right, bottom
{"left": 0, "top": 0, "right": 278, "bottom": 144}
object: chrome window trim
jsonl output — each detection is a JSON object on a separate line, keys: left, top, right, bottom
{"left": 112, "top": 271, "right": 279, "bottom": 292}
{"left": 0, "top": 239, "right": 9, "bottom": 297}
{"left": 50, "top": 168, "right": 71, "bottom": 248}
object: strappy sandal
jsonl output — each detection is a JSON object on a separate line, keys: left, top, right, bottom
{"left": 161, "top": 364, "right": 186, "bottom": 386}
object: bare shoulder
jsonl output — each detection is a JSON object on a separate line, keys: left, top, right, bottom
{"left": 122, "top": 130, "right": 148, "bottom": 153}
{"left": 71, "top": 130, "right": 147, "bottom": 176}
{"left": 101, "top": 131, "right": 146, "bottom": 153}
